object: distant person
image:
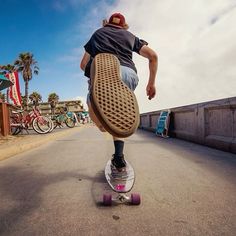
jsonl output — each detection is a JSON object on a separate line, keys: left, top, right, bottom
{"left": 80, "top": 13, "right": 158, "bottom": 172}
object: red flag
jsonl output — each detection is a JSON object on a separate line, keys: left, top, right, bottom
{"left": 6, "top": 72, "right": 22, "bottom": 106}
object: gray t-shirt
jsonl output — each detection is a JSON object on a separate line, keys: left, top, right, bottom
{"left": 84, "top": 25, "right": 147, "bottom": 78}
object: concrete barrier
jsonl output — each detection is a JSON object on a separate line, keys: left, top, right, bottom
{"left": 139, "top": 97, "right": 236, "bottom": 154}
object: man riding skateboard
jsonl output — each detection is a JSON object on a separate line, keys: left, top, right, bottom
{"left": 80, "top": 13, "right": 158, "bottom": 173}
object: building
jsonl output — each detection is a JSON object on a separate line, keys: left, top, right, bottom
{"left": 38, "top": 100, "right": 84, "bottom": 115}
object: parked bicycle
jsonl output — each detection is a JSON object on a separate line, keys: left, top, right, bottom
{"left": 10, "top": 107, "right": 53, "bottom": 135}
{"left": 50, "top": 107, "right": 76, "bottom": 131}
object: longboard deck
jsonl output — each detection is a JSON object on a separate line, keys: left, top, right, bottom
{"left": 105, "top": 160, "right": 135, "bottom": 193}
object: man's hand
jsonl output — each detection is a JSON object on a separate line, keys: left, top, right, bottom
{"left": 140, "top": 45, "right": 158, "bottom": 100}
{"left": 146, "top": 84, "right": 156, "bottom": 100}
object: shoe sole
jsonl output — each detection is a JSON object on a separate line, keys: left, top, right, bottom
{"left": 90, "top": 53, "right": 140, "bottom": 138}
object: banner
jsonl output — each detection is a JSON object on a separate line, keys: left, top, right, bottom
{"left": 6, "top": 72, "right": 22, "bottom": 106}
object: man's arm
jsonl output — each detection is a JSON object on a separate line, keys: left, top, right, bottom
{"left": 139, "top": 45, "right": 158, "bottom": 100}
{"left": 80, "top": 52, "right": 91, "bottom": 71}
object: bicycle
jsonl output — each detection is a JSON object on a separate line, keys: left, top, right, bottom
{"left": 50, "top": 107, "right": 76, "bottom": 131}
{"left": 10, "top": 107, "right": 53, "bottom": 135}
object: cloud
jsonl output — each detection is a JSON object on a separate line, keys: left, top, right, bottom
{"left": 209, "top": 2, "right": 236, "bottom": 25}
{"left": 107, "top": 0, "right": 236, "bottom": 112}
{"left": 73, "top": 0, "right": 236, "bottom": 113}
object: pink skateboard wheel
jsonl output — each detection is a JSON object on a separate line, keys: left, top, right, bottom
{"left": 131, "top": 193, "right": 141, "bottom": 205}
{"left": 103, "top": 194, "right": 112, "bottom": 206}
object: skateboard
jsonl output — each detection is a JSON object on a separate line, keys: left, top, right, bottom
{"left": 156, "top": 110, "right": 171, "bottom": 138}
{"left": 103, "top": 160, "right": 141, "bottom": 206}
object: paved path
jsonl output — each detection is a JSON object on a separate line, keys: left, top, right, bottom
{"left": 0, "top": 126, "right": 236, "bottom": 236}
{"left": 0, "top": 126, "right": 83, "bottom": 161}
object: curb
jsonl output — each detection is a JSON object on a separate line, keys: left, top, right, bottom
{"left": 0, "top": 126, "right": 83, "bottom": 161}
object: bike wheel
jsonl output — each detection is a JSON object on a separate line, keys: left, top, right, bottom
{"left": 10, "top": 117, "right": 22, "bottom": 135}
{"left": 51, "top": 116, "right": 60, "bottom": 131}
{"left": 65, "top": 117, "right": 75, "bottom": 128}
{"left": 48, "top": 119, "right": 56, "bottom": 132}
{"left": 32, "top": 116, "right": 53, "bottom": 134}
{"left": 45, "top": 116, "right": 56, "bottom": 132}
{"left": 11, "top": 125, "right": 22, "bottom": 135}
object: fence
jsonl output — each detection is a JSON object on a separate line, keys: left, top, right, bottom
{"left": 139, "top": 97, "right": 236, "bottom": 154}
{"left": 0, "top": 102, "right": 10, "bottom": 136}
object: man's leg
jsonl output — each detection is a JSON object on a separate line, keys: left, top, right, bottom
{"left": 113, "top": 136, "right": 124, "bottom": 156}
{"left": 89, "top": 54, "right": 139, "bottom": 138}
{"left": 87, "top": 97, "right": 106, "bottom": 132}
{"left": 111, "top": 136, "right": 126, "bottom": 171}
{"left": 88, "top": 95, "right": 126, "bottom": 170}
{"left": 88, "top": 58, "right": 139, "bottom": 171}
{"left": 110, "top": 66, "right": 139, "bottom": 170}
{"left": 110, "top": 66, "right": 139, "bottom": 171}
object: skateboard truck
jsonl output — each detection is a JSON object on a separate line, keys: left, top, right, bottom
{"left": 103, "top": 160, "right": 141, "bottom": 206}
{"left": 103, "top": 192, "right": 141, "bottom": 206}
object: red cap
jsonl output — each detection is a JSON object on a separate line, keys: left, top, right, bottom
{"left": 108, "top": 13, "right": 127, "bottom": 28}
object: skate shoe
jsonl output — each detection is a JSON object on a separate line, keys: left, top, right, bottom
{"left": 89, "top": 53, "right": 140, "bottom": 138}
{"left": 111, "top": 154, "right": 126, "bottom": 170}
{"left": 111, "top": 155, "right": 128, "bottom": 179}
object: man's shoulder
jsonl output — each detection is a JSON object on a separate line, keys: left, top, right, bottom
{"left": 94, "top": 27, "right": 105, "bottom": 33}
{"left": 96, "top": 26, "right": 134, "bottom": 35}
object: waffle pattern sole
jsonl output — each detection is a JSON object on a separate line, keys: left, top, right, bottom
{"left": 90, "top": 53, "right": 140, "bottom": 138}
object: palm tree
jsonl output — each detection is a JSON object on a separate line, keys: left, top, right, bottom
{"left": 29, "top": 91, "right": 42, "bottom": 108}
{"left": 48, "top": 93, "right": 59, "bottom": 115}
{"left": 20, "top": 94, "right": 27, "bottom": 110}
{"left": 0, "top": 64, "right": 16, "bottom": 74}
{"left": 14, "top": 52, "right": 39, "bottom": 110}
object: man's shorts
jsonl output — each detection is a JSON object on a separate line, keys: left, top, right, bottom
{"left": 87, "top": 65, "right": 138, "bottom": 103}
{"left": 120, "top": 66, "right": 139, "bottom": 91}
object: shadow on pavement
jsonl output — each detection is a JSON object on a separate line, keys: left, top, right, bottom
{"left": 0, "top": 165, "right": 107, "bottom": 234}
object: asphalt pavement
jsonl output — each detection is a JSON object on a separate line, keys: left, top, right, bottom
{"left": 0, "top": 126, "right": 236, "bottom": 236}
{"left": 0, "top": 125, "right": 84, "bottom": 161}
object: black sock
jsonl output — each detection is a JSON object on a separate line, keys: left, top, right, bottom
{"left": 114, "top": 140, "right": 124, "bottom": 157}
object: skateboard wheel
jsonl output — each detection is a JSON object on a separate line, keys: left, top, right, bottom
{"left": 131, "top": 193, "right": 141, "bottom": 205}
{"left": 103, "top": 194, "right": 112, "bottom": 206}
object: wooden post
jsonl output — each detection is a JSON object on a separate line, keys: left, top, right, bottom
{"left": 0, "top": 102, "right": 10, "bottom": 136}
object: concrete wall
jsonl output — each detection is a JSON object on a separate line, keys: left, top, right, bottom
{"left": 139, "top": 97, "right": 236, "bottom": 154}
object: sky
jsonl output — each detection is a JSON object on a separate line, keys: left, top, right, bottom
{"left": 0, "top": 0, "right": 236, "bottom": 113}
